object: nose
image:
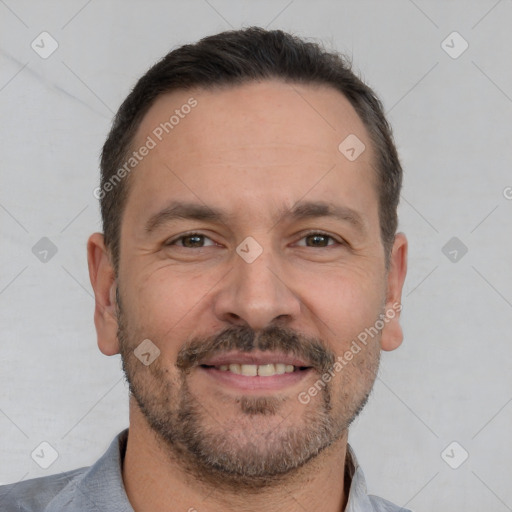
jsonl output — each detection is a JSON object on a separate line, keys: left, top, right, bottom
{"left": 213, "top": 247, "right": 301, "bottom": 331}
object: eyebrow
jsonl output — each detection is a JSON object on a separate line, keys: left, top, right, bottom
{"left": 274, "top": 201, "right": 367, "bottom": 234}
{"left": 144, "top": 200, "right": 367, "bottom": 235}
{"left": 145, "top": 201, "right": 233, "bottom": 233}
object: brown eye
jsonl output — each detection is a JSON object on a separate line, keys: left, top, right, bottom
{"left": 181, "top": 235, "right": 205, "bottom": 247}
{"left": 297, "top": 232, "right": 339, "bottom": 248}
{"left": 167, "top": 233, "right": 216, "bottom": 248}
{"left": 307, "top": 234, "right": 330, "bottom": 247}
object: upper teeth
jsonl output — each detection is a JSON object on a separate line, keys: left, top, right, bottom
{"left": 218, "top": 363, "right": 295, "bottom": 376}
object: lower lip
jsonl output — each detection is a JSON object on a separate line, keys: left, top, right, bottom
{"left": 198, "top": 366, "right": 313, "bottom": 392}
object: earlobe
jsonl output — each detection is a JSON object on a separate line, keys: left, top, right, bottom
{"left": 87, "top": 233, "right": 120, "bottom": 356}
{"left": 380, "top": 233, "right": 408, "bottom": 352}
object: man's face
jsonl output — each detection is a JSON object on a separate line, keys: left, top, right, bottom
{"left": 106, "top": 81, "right": 402, "bottom": 487}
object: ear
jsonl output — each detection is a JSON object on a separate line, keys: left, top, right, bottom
{"left": 87, "top": 232, "right": 120, "bottom": 356}
{"left": 380, "top": 232, "right": 408, "bottom": 352}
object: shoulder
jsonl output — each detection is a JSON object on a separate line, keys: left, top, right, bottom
{"left": 0, "top": 467, "right": 87, "bottom": 512}
{"left": 368, "top": 494, "right": 412, "bottom": 511}
{"left": 0, "top": 430, "right": 130, "bottom": 512}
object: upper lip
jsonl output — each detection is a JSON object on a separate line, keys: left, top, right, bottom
{"left": 199, "top": 351, "right": 311, "bottom": 367}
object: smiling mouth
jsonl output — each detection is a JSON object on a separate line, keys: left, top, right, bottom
{"left": 200, "top": 363, "right": 311, "bottom": 377}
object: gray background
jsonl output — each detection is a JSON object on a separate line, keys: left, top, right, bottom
{"left": 1, "top": 1, "right": 511, "bottom": 510}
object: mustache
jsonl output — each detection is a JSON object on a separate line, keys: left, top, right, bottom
{"left": 176, "top": 324, "right": 335, "bottom": 373}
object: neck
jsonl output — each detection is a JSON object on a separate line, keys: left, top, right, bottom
{"left": 122, "top": 403, "right": 351, "bottom": 512}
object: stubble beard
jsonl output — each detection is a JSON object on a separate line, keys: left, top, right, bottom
{"left": 116, "top": 290, "right": 381, "bottom": 491}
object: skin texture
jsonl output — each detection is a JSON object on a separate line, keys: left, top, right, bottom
{"left": 87, "top": 80, "right": 408, "bottom": 512}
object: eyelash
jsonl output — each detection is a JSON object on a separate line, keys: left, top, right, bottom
{"left": 165, "top": 231, "right": 344, "bottom": 248}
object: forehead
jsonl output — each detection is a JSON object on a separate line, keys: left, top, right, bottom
{"left": 123, "top": 80, "right": 378, "bottom": 236}
{"left": 135, "top": 80, "right": 372, "bottom": 163}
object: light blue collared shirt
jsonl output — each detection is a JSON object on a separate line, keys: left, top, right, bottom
{"left": 0, "top": 429, "right": 412, "bottom": 511}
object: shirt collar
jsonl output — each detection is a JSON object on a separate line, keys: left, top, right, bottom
{"left": 45, "top": 429, "right": 133, "bottom": 512}
{"left": 344, "top": 443, "right": 378, "bottom": 511}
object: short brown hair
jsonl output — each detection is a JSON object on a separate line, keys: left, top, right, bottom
{"left": 100, "top": 27, "right": 402, "bottom": 271}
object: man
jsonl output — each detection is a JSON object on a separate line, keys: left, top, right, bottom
{"left": 1, "top": 27, "right": 408, "bottom": 511}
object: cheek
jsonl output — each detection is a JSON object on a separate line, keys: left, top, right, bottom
{"left": 304, "top": 267, "right": 385, "bottom": 350}
{"left": 124, "top": 265, "right": 217, "bottom": 350}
